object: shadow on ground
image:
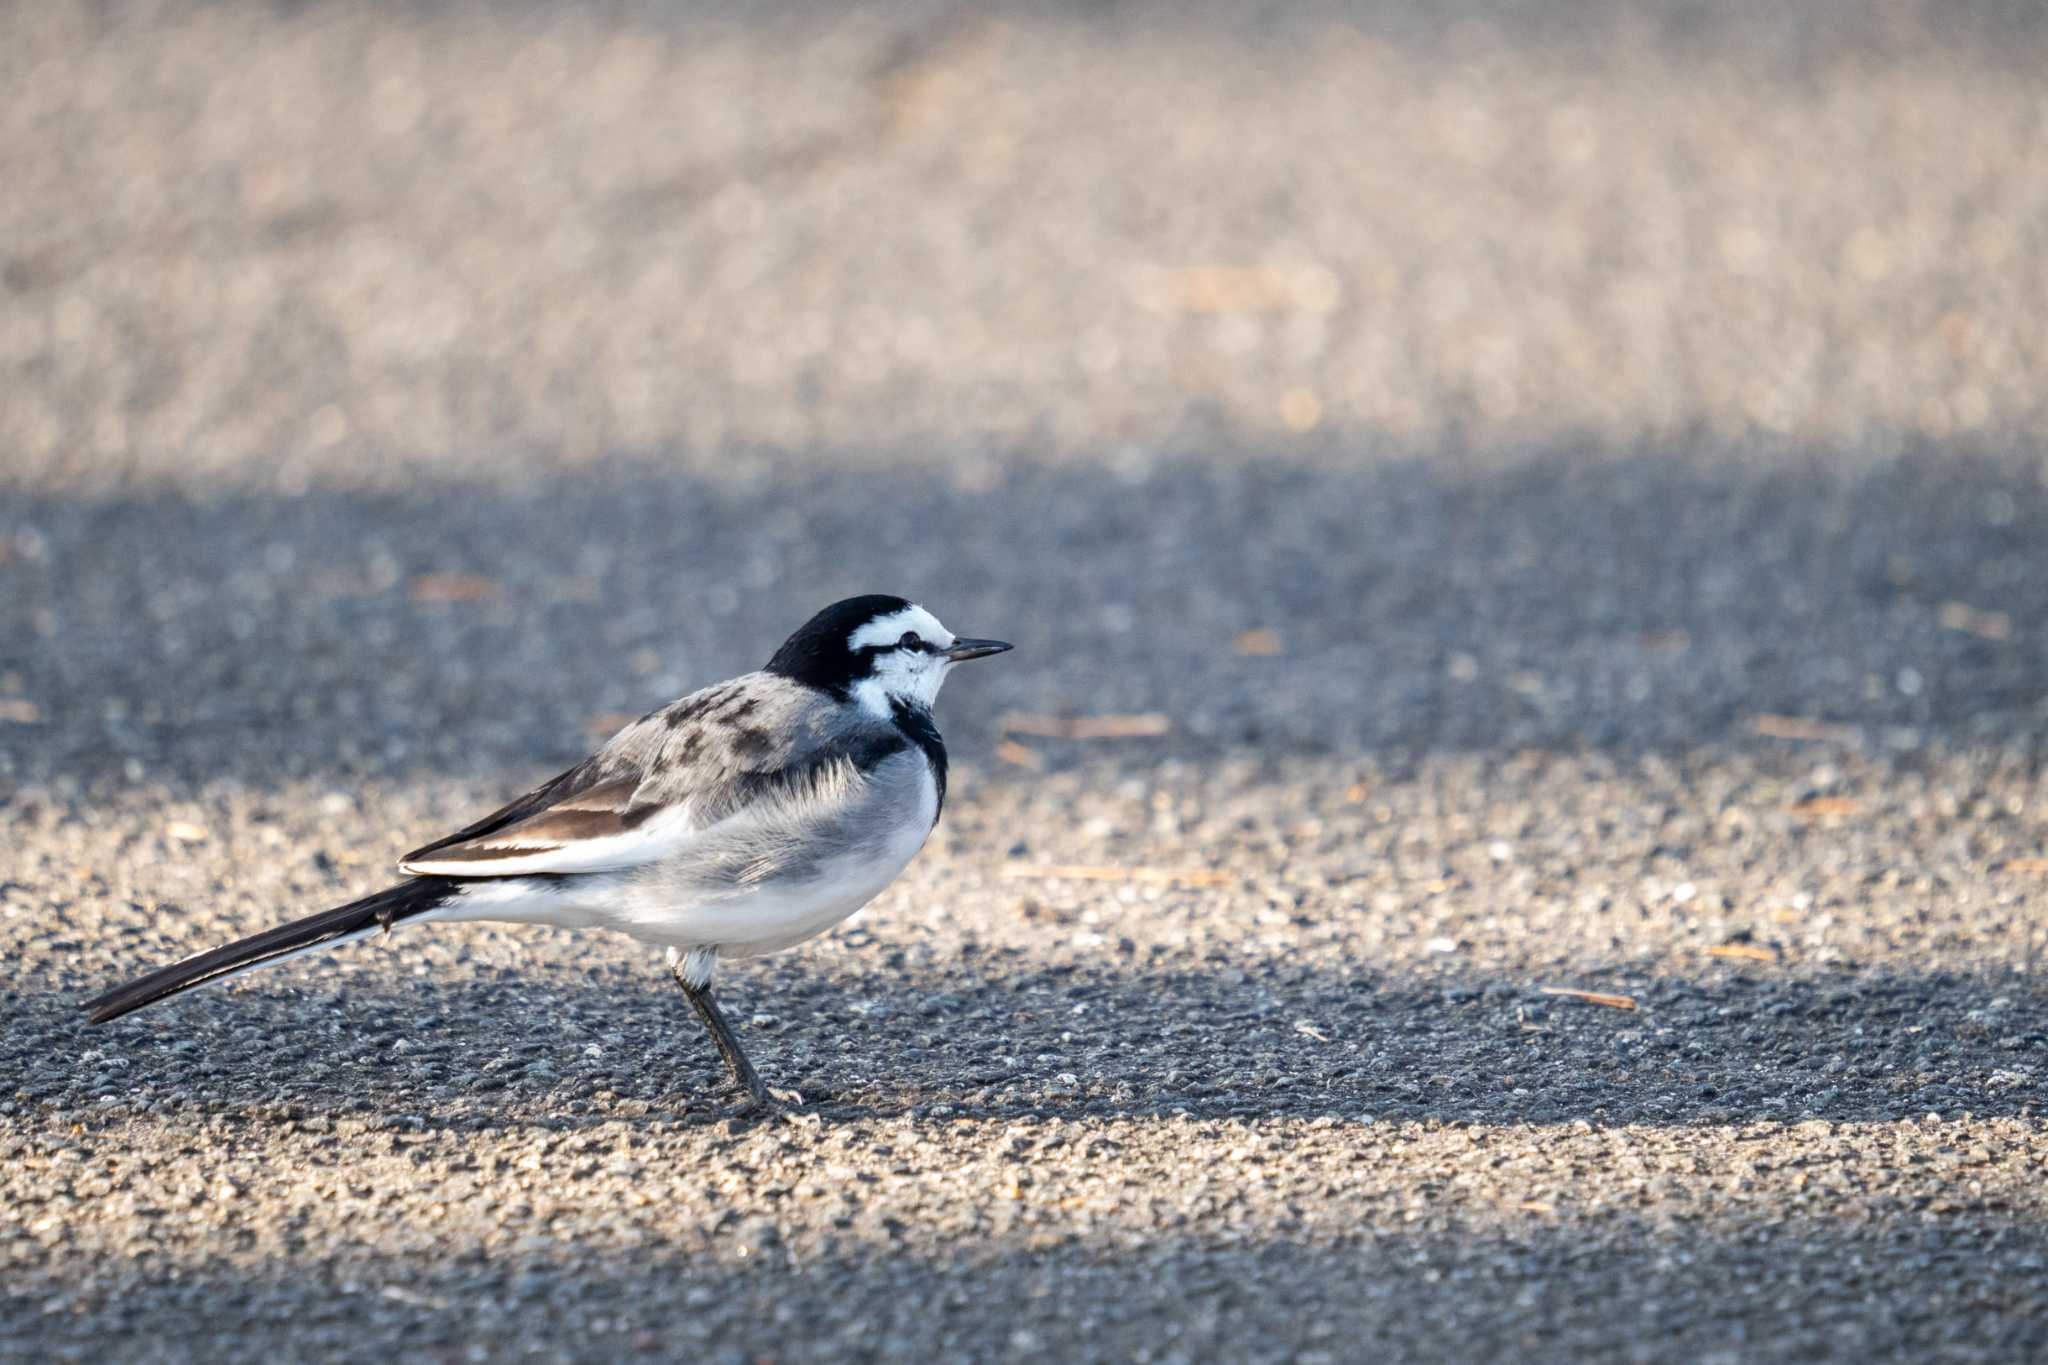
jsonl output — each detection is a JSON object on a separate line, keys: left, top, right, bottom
{"left": 6, "top": 436, "right": 2047, "bottom": 794}
{"left": 23, "top": 952, "right": 2045, "bottom": 1130}
{"left": 7, "top": 1187, "right": 2045, "bottom": 1363}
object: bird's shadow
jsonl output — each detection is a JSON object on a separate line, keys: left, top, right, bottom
{"left": 36, "top": 954, "right": 2046, "bottom": 1135}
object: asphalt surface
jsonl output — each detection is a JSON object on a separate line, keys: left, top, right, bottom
{"left": 5, "top": 2, "right": 2048, "bottom": 1361}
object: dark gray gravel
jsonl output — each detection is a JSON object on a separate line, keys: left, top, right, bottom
{"left": 4, "top": 3, "right": 2047, "bottom": 1362}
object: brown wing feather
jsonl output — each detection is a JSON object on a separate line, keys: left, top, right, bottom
{"left": 399, "top": 775, "right": 654, "bottom": 869}
{"left": 399, "top": 757, "right": 612, "bottom": 861}
{"left": 392, "top": 673, "right": 848, "bottom": 877}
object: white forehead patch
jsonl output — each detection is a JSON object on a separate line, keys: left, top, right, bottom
{"left": 847, "top": 604, "right": 953, "bottom": 652}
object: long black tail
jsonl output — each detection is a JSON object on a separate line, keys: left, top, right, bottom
{"left": 82, "top": 878, "right": 458, "bottom": 1025}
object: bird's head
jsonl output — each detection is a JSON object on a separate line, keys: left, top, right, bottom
{"left": 766, "top": 595, "right": 1011, "bottom": 716}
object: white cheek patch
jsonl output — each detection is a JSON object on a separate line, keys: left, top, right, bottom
{"left": 852, "top": 651, "right": 948, "bottom": 716}
{"left": 845, "top": 604, "right": 957, "bottom": 717}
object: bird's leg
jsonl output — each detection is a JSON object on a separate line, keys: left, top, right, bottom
{"left": 667, "top": 953, "right": 783, "bottom": 1114}
{"left": 681, "top": 977, "right": 770, "bottom": 1108}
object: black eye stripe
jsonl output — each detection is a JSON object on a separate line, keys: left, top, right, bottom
{"left": 852, "top": 638, "right": 930, "bottom": 658}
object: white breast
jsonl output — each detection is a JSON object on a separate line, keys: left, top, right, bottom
{"left": 695, "top": 759, "right": 939, "bottom": 957}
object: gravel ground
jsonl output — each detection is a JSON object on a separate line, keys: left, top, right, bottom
{"left": 5, "top": 2, "right": 2048, "bottom": 1361}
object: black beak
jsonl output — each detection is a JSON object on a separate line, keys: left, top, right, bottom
{"left": 943, "top": 637, "right": 1012, "bottom": 663}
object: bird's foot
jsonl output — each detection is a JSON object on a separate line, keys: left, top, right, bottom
{"left": 723, "top": 1082, "right": 808, "bottom": 1126}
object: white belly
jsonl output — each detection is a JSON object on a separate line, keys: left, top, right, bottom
{"left": 695, "top": 827, "right": 930, "bottom": 957}
{"left": 436, "top": 761, "right": 938, "bottom": 958}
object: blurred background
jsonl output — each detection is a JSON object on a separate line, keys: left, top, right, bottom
{"left": 7, "top": 1, "right": 2048, "bottom": 477}
{"left": 5, "top": 3, "right": 2048, "bottom": 1360}
{"left": 6, "top": 0, "right": 2048, "bottom": 794}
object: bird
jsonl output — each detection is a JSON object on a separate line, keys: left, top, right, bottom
{"left": 83, "top": 594, "right": 1012, "bottom": 1114}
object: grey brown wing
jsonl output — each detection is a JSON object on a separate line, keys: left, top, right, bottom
{"left": 394, "top": 676, "right": 824, "bottom": 878}
{"left": 397, "top": 774, "right": 668, "bottom": 875}
{"left": 395, "top": 699, "right": 680, "bottom": 876}
{"left": 398, "top": 757, "right": 611, "bottom": 868}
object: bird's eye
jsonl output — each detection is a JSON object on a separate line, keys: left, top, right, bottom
{"left": 898, "top": 631, "right": 925, "bottom": 651}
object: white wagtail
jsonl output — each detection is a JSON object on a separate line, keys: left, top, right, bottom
{"left": 85, "top": 595, "right": 1012, "bottom": 1112}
